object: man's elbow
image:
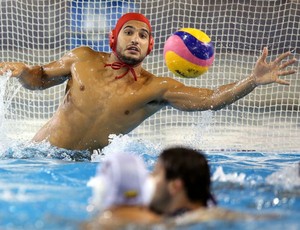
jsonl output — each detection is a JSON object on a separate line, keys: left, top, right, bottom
{"left": 209, "top": 102, "right": 228, "bottom": 111}
{"left": 18, "top": 78, "right": 50, "bottom": 90}
{"left": 19, "top": 75, "right": 69, "bottom": 90}
{"left": 21, "top": 83, "right": 45, "bottom": 90}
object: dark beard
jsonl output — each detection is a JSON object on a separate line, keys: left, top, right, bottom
{"left": 117, "top": 53, "right": 144, "bottom": 66}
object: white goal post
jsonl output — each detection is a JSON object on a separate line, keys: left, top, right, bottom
{"left": 0, "top": 0, "right": 299, "bottom": 152}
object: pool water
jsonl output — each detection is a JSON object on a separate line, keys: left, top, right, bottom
{"left": 0, "top": 136, "right": 300, "bottom": 230}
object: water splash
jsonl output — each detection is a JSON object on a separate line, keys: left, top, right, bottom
{"left": 0, "top": 141, "right": 92, "bottom": 161}
{"left": 212, "top": 166, "right": 246, "bottom": 183}
{"left": 266, "top": 163, "right": 300, "bottom": 190}
{"left": 0, "top": 71, "right": 24, "bottom": 150}
{"left": 91, "top": 134, "right": 162, "bottom": 167}
{"left": 184, "top": 110, "right": 214, "bottom": 149}
{"left": 0, "top": 71, "right": 12, "bottom": 152}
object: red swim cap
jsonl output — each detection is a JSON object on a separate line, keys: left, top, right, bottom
{"left": 109, "top": 12, "right": 154, "bottom": 55}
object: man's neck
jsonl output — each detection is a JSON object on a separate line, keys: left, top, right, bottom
{"left": 106, "top": 52, "right": 143, "bottom": 81}
{"left": 166, "top": 198, "right": 204, "bottom": 217}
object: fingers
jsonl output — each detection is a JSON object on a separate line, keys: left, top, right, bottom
{"left": 259, "top": 47, "right": 268, "bottom": 62}
{"left": 277, "top": 69, "right": 296, "bottom": 77}
{"left": 275, "top": 78, "right": 290, "bottom": 85}
{"left": 273, "top": 53, "right": 297, "bottom": 85}
{"left": 275, "top": 68, "right": 296, "bottom": 86}
{"left": 279, "top": 58, "right": 297, "bottom": 69}
{"left": 0, "top": 65, "right": 11, "bottom": 75}
{"left": 273, "top": 51, "right": 294, "bottom": 64}
{"left": 0, "top": 65, "right": 7, "bottom": 75}
{"left": 0, "top": 63, "right": 19, "bottom": 77}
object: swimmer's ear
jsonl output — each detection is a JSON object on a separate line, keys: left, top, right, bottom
{"left": 168, "top": 178, "right": 184, "bottom": 195}
{"left": 147, "top": 36, "right": 154, "bottom": 54}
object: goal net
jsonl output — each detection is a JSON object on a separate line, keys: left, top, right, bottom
{"left": 0, "top": 0, "right": 299, "bottom": 152}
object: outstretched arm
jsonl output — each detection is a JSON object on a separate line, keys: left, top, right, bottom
{"left": 163, "top": 47, "right": 297, "bottom": 111}
{"left": 0, "top": 46, "right": 92, "bottom": 90}
{"left": 0, "top": 58, "right": 72, "bottom": 90}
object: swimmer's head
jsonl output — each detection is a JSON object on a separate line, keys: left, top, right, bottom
{"left": 149, "top": 147, "right": 216, "bottom": 214}
{"left": 109, "top": 12, "right": 154, "bottom": 55}
{"left": 87, "top": 152, "right": 155, "bottom": 212}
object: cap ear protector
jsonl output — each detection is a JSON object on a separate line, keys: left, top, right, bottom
{"left": 148, "top": 36, "right": 154, "bottom": 54}
{"left": 109, "top": 30, "right": 114, "bottom": 50}
{"left": 109, "top": 13, "right": 154, "bottom": 55}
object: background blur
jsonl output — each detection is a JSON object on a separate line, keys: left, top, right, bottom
{"left": 0, "top": 1, "right": 299, "bottom": 54}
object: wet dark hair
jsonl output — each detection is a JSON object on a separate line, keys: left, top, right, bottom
{"left": 159, "top": 146, "right": 216, "bottom": 206}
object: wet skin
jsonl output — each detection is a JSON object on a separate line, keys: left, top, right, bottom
{"left": 0, "top": 21, "right": 297, "bottom": 151}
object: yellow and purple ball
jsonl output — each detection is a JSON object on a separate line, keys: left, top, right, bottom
{"left": 163, "top": 28, "right": 214, "bottom": 78}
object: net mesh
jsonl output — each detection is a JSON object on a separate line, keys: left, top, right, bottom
{"left": 0, "top": 0, "right": 299, "bottom": 152}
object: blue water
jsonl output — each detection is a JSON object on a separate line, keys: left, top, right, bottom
{"left": 0, "top": 136, "right": 300, "bottom": 230}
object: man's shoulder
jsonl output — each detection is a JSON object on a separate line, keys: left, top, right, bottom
{"left": 141, "top": 69, "right": 175, "bottom": 82}
{"left": 173, "top": 206, "right": 267, "bottom": 226}
{"left": 70, "top": 46, "right": 110, "bottom": 60}
{"left": 71, "top": 46, "right": 94, "bottom": 53}
{"left": 142, "top": 71, "right": 184, "bottom": 89}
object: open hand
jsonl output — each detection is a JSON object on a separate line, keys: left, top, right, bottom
{"left": 0, "top": 62, "right": 28, "bottom": 78}
{"left": 252, "top": 47, "right": 297, "bottom": 86}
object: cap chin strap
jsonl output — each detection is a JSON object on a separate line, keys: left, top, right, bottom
{"left": 104, "top": 62, "right": 138, "bottom": 81}
{"left": 105, "top": 52, "right": 142, "bottom": 81}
